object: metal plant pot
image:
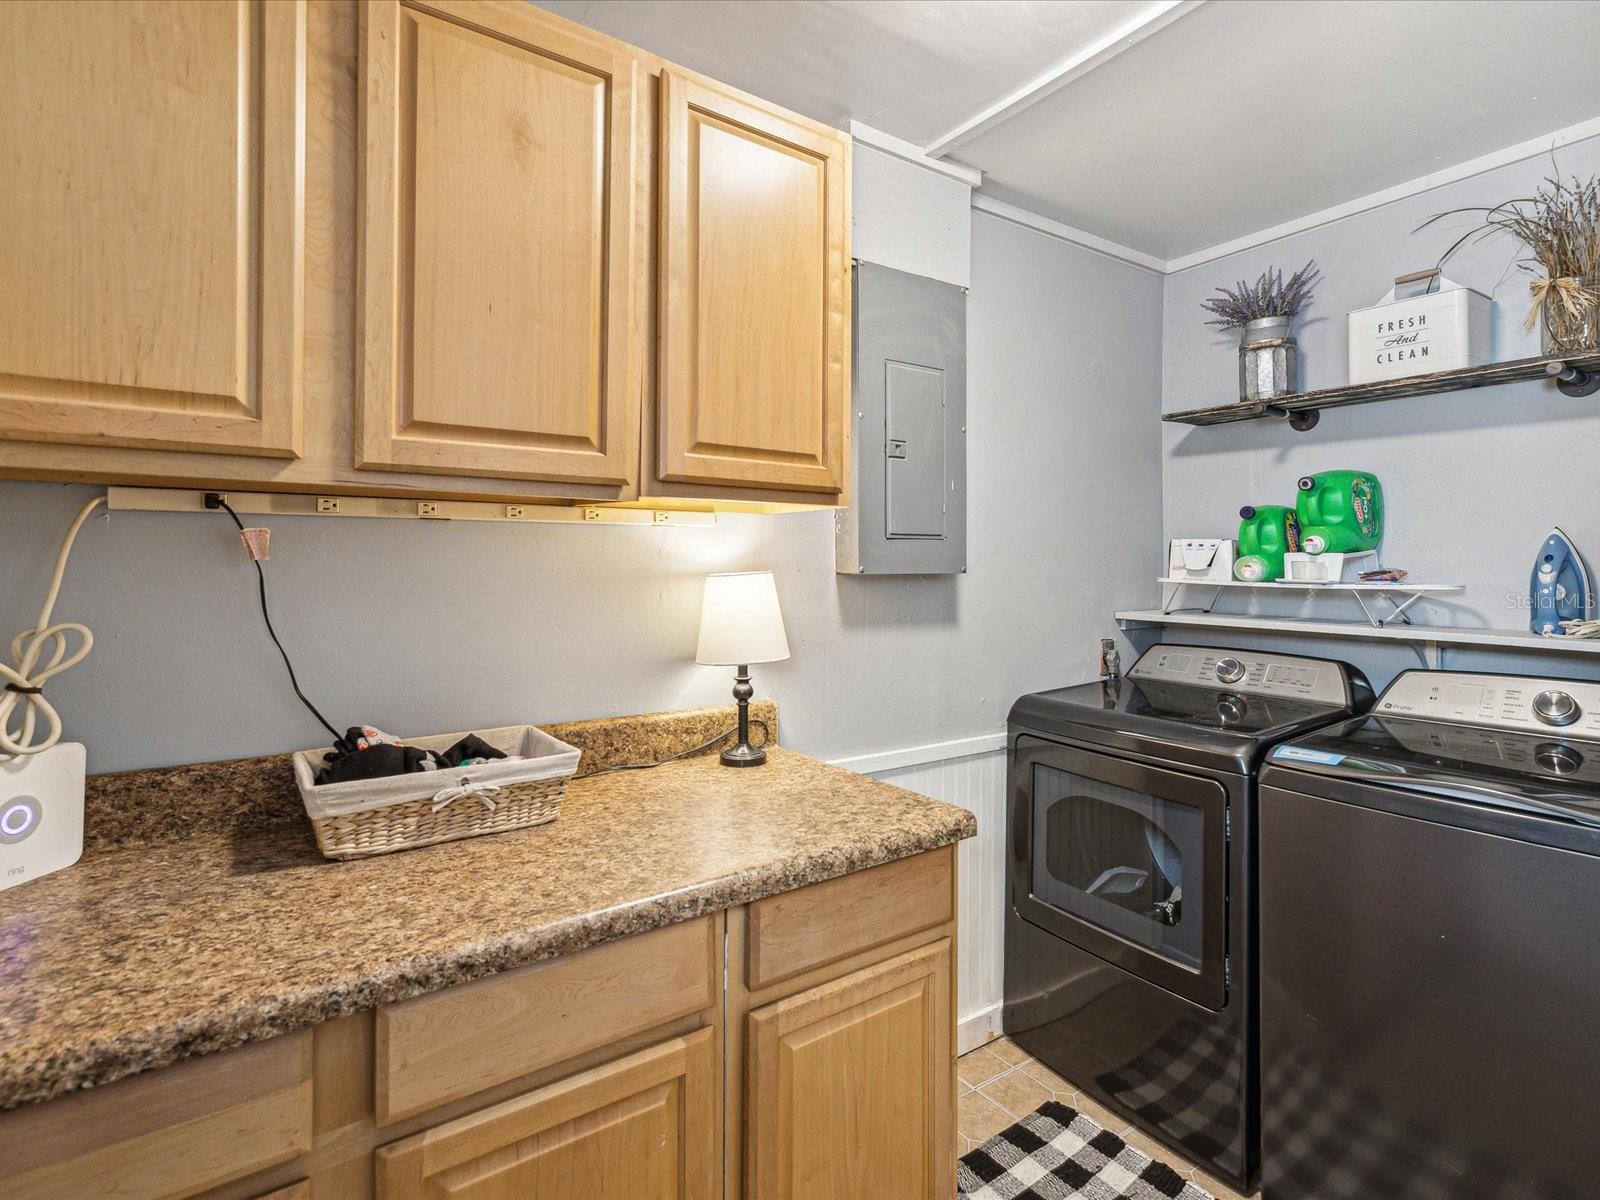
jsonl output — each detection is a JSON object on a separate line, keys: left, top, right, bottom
{"left": 1239, "top": 315, "right": 1299, "bottom": 402}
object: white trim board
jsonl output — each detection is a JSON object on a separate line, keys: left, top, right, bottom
{"left": 959, "top": 1003, "right": 1005, "bottom": 1056}
{"left": 830, "top": 731, "right": 1007, "bottom": 775}
{"left": 1165, "top": 114, "right": 1600, "bottom": 273}
{"left": 924, "top": 0, "right": 1205, "bottom": 157}
{"left": 971, "top": 194, "right": 1167, "bottom": 274}
{"left": 968, "top": 115, "right": 1600, "bottom": 277}
{"left": 847, "top": 121, "right": 981, "bottom": 188}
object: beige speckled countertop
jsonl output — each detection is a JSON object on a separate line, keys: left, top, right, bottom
{"left": 0, "top": 704, "right": 976, "bottom": 1111}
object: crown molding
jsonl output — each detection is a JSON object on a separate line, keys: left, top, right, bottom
{"left": 847, "top": 121, "right": 981, "bottom": 187}
{"left": 1165, "top": 114, "right": 1600, "bottom": 274}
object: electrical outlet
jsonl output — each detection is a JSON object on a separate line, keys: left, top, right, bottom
{"left": 316, "top": 497, "right": 341, "bottom": 514}
{"left": 417, "top": 501, "right": 442, "bottom": 518}
{"left": 653, "top": 511, "right": 671, "bottom": 524}
{"left": 506, "top": 505, "right": 528, "bottom": 519}
{"left": 583, "top": 507, "right": 601, "bottom": 521}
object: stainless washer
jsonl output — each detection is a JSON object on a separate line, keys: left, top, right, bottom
{"left": 1260, "top": 668, "right": 1600, "bottom": 1200}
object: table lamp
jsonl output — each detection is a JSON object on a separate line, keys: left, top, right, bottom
{"left": 696, "top": 571, "right": 789, "bottom": 767}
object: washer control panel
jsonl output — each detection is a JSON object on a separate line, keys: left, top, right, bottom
{"left": 1376, "top": 671, "right": 1600, "bottom": 742}
{"left": 1129, "top": 644, "right": 1351, "bottom": 704}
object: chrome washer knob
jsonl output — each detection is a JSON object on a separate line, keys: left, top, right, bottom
{"left": 1215, "top": 657, "right": 1246, "bottom": 684}
{"left": 1535, "top": 742, "right": 1583, "bottom": 776}
{"left": 1532, "top": 690, "right": 1581, "bottom": 727}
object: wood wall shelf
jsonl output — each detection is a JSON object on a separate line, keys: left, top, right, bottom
{"left": 1164, "top": 350, "right": 1600, "bottom": 430}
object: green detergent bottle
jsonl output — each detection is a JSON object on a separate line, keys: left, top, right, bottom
{"left": 1296, "top": 471, "right": 1383, "bottom": 554}
{"left": 1235, "top": 505, "right": 1301, "bottom": 582}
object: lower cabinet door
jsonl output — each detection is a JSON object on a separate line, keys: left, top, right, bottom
{"left": 376, "top": 1028, "right": 717, "bottom": 1199}
{"left": 746, "top": 939, "right": 953, "bottom": 1200}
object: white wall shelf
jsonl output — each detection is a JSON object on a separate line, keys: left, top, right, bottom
{"left": 1117, "top": 608, "right": 1600, "bottom": 665}
{"left": 1157, "top": 575, "right": 1464, "bottom": 627}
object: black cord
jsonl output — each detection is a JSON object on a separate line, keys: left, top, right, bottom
{"left": 211, "top": 497, "right": 342, "bottom": 742}
{"left": 589, "top": 719, "right": 771, "bottom": 775}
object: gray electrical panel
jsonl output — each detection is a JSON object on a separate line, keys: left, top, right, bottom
{"left": 835, "top": 262, "right": 967, "bottom": 575}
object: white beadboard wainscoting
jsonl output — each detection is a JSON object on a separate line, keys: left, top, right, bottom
{"left": 833, "top": 734, "right": 1009, "bottom": 1054}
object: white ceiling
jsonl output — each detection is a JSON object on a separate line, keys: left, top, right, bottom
{"left": 535, "top": 0, "right": 1600, "bottom": 263}
{"left": 536, "top": 0, "right": 1156, "bottom": 145}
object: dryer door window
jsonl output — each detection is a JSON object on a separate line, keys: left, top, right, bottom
{"left": 1032, "top": 767, "right": 1205, "bottom": 970}
{"left": 1012, "top": 737, "right": 1229, "bottom": 1010}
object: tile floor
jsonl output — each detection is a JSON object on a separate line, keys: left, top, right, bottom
{"left": 956, "top": 1039, "right": 1258, "bottom": 1200}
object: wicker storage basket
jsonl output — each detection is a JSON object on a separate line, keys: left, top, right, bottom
{"left": 292, "top": 725, "right": 581, "bottom": 861}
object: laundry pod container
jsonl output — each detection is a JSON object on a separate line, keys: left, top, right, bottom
{"left": 1235, "top": 505, "right": 1301, "bottom": 582}
{"left": 1295, "top": 471, "right": 1383, "bottom": 555}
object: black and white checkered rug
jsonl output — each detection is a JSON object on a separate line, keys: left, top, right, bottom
{"left": 959, "top": 1100, "right": 1215, "bottom": 1200}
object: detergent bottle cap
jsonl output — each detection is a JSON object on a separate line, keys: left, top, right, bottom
{"left": 1239, "top": 505, "right": 1257, "bottom": 519}
{"left": 1297, "top": 476, "right": 1316, "bottom": 491}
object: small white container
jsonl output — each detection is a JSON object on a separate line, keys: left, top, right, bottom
{"left": 1280, "top": 551, "right": 1375, "bottom": 584}
{"left": 1347, "top": 273, "right": 1491, "bottom": 384}
{"left": 1167, "top": 539, "right": 1235, "bottom": 583}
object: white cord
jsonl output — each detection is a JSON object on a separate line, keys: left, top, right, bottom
{"left": 0, "top": 496, "right": 106, "bottom": 758}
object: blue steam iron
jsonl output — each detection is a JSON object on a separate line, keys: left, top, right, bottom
{"left": 1530, "top": 527, "right": 1594, "bottom": 635}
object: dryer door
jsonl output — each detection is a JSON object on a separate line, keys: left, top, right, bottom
{"left": 1012, "top": 735, "right": 1229, "bottom": 1010}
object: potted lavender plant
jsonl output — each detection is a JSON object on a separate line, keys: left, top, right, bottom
{"left": 1202, "top": 262, "right": 1320, "bottom": 402}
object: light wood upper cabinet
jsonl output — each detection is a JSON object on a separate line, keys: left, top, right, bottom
{"left": 377, "top": 1029, "right": 718, "bottom": 1200}
{"left": 0, "top": 0, "right": 305, "bottom": 457}
{"left": 657, "top": 70, "right": 850, "bottom": 497}
{"left": 745, "top": 940, "right": 953, "bottom": 1200}
{"left": 358, "top": 0, "right": 643, "bottom": 489}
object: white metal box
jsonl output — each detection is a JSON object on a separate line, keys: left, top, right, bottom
{"left": 1346, "top": 276, "right": 1491, "bottom": 384}
{"left": 1167, "top": 539, "right": 1235, "bottom": 583}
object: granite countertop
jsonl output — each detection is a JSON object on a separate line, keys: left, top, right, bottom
{"left": 0, "top": 704, "right": 976, "bottom": 1111}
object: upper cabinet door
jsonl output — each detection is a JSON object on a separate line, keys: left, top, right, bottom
{"left": 658, "top": 71, "right": 850, "bottom": 495}
{"left": 0, "top": 0, "right": 305, "bottom": 457}
{"left": 359, "top": 0, "right": 642, "bottom": 488}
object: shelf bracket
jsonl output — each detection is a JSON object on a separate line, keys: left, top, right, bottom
{"left": 1161, "top": 580, "right": 1224, "bottom": 615}
{"left": 1265, "top": 404, "right": 1320, "bottom": 431}
{"left": 1546, "top": 360, "right": 1600, "bottom": 398}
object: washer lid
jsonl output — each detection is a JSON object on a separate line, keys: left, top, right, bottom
{"left": 1266, "top": 714, "right": 1600, "bottom": 828}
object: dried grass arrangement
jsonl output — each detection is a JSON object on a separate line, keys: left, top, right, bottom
{"left": 1200, "top": 261, "right": 1321, "bottom": 330}
{"left": 1423, "top": 173, "right": 1600, "bottom": 352}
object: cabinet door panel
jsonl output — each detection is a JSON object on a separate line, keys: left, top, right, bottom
{"left": 360, "top": 0, "right": 641, "bottom": 487}
{"left": 0, "top": 0, "right": 304, "bottom": 456}
{"left": 377, "top": 1029, "right": 716, "bottom": 1200}
{"left": 658, "top": 71, "right": 848, "bottom": 495}
{"left": 746, "top": 940, "right": 953, "bottom": 1200}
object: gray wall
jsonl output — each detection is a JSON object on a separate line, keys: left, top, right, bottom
{"left": 0, "top": 211, "right": 1164, "bottom": 773}
{"left": 1160, "top": 133, "right": 1600, "bottom": 686}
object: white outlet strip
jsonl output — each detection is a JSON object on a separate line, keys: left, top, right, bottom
{"left": 107, "top": 487, "right": 719, "bottom": 528}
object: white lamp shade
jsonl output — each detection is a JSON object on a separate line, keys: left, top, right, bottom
{"left": 696, "top": 572, "right": 790, "bottom": 666}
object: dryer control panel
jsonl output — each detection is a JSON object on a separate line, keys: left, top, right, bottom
{"left": 1129, "top": 644, "right": 1351, "bottom": 705}
{"left": 1377, "top": 671, "right": 1600, "bottom": 742}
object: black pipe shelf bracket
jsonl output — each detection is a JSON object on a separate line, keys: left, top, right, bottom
{"left": 1164, "top": 349, "right": 1600, "bottom": 430}
{"left": 1547, "top": 358, "right": 1600, "bottom": 398}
